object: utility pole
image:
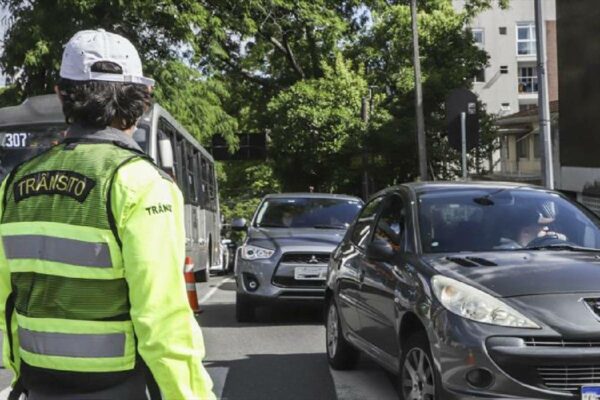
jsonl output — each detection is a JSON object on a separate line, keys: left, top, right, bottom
{"left": 361, "top": 94, "right": 370, "bottom": 200}
{"left": 534, "top": 0, "right": 554, "bottom": 189}
{"left": 410, "top": 0, "right": 428, "bottom": 181}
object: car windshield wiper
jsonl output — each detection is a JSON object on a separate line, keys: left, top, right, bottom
{"left": 312, "top": 224, "right": 347, "bottom": 230}
{"left": 524, "top": 244, "right": 600, "bottom": 252}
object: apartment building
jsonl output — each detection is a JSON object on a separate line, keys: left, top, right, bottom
{"left": 454, "top": 0, "right": 557, "bottom": 181}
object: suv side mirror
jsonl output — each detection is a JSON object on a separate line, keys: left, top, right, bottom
{"left": 366, "top": 239, "right": 394, "bottom": 262}
{"left": 231, "top": 218, "right": 248, "bottom": 231}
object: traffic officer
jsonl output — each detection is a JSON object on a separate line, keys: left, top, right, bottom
{"left": 0, "top": 29, "right": 215, "bottom": 399}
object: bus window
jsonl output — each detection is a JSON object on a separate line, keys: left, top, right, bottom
{"left": 186, "top": 145, "right": 198, "bottom": 204}
{"left": 201, "top": 155, "right": 210, "bottom": 208}
{"left": 0, "top": 126, "right": 67, "bottom": 181}
{"left": 208, "top": 164, "right": 215, "bottom": 201}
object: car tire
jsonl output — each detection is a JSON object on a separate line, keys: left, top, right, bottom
{"left": 399, "top": 333, "right": 438, "bottom": 400}
{"left": 236, "top": 293, "right": 255, "bottom": 322}
{"left": 326, "top": 299, "right": 359, "bottom": 370}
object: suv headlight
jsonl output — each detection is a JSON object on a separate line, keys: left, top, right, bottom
{"left": 431, "top": 275, "right": 540, "bottom": 329}
{"left": 240, "top": 244, "right": 275, "bottom": 260}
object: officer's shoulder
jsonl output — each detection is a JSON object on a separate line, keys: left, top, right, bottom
{"left": 114, "top": 157, "right": 175, "bottom": 192}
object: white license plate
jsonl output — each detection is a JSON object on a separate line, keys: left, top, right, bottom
{"left": 294, "top": 266, "right": 327, "bottom": 281}
{"left": 582, "top": 386, "right": 600, "bottom": 400}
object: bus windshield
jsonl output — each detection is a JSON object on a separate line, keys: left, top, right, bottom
{"left": 0, "top": 124, "right": 151, "bottom": 182}
{"left": 0, "top": 126, "right": 67, "bottom": 181}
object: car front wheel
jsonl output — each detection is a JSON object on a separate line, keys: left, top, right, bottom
{"left": 399, "top": 333, "right": 437, "bottom": 400}
{"left": 326, "top": 299, "right": 359, "bottom": 370}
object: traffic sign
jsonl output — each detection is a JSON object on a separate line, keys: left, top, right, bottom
{"left": 445, "top": 88, "right": 480, "bottom": 151}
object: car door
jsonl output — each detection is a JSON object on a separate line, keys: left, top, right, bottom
{"left": 336, "top": 196, "right": 383, "bottom": 335}
{"left": 357, "top": 192, "right": 408, "bottom": 358}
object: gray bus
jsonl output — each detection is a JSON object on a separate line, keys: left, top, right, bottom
{"left": 0, "top": 94, "right": 222, "bottom": 282}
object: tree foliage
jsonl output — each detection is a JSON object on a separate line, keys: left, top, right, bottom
{"left": 0, "top": 0, "right": 237, "bottom": 146}
{"left": 0, "top": 0, "right": 510, "bottom": 210}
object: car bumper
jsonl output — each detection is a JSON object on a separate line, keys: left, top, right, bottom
{"left": 235, "top": 256, "right": 326, "bottom": 302}
{"left": 431, "top": 310, "right": 579, "bottom": 399}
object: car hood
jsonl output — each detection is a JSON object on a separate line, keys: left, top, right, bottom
{"left": 424, "top": 250, "right": 600, "bottom": 298}
{"left": 246, "top": 227, "right": 346, "bottom": 250}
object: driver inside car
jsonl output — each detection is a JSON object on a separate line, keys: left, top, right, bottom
{"left": 516, "top": 210, "right": 567, "bottom": 247}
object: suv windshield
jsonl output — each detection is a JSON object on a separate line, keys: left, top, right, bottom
{"left": 255, "top": 197, "right": 362, "bottom": 229}
{"left": 0, "top": 126, "right": 67, "bottom": 181}
{"left": 418, "top": 188, "right": 600, "bottom": 253}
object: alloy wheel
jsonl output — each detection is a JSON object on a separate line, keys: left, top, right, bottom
{"left": 401, "top": 347, "right": 435, "bottom": 400}
{"left": 326, "top": 302, "right": 339, "bottom": 358}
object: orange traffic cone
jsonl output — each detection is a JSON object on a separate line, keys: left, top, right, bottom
{"left": 184, "top": 256, "right": 202, "bottom": 314}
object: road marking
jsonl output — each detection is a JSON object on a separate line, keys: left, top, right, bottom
{"left": 330, "top": 367, "right": 398, "bottom": 400}
{"left": 198, "top": 277, "right": 234, "bottom": 305}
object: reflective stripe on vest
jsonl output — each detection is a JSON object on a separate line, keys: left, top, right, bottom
{"left": 19, "top": 327, "right": 125, "bottom": 358}
{"left": 3, "top": 235, "right": 112, "bottom": 268}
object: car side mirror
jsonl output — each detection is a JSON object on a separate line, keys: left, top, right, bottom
{"left": 366, "top": 239, "right": 395, "bottom": 262}
{"left": 231, "top": 218, "right": 248, "bottom": 232}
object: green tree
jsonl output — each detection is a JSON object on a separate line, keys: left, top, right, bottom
{"left": 350, "top": 0, "right": 493, "bottom": 185}
{"left": 267, "top": 55, "right": 391, "bottom": 193}
{"left": 0, "top": 0, "right": 237, "bottom": 145}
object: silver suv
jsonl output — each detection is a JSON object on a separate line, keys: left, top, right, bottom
{"left": 232, "top": 193, "right": 363, "bottom": 322}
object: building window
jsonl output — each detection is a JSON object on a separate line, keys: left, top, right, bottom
{"left": 470, "top": 28, "right": 485, "bottom": 82}
{"left": 517, "top": 23, "right": 536, "bottom": 56}
{"left": 517, "top": 134, "right": 530, "bottom": 159}
{"left": 472, "top": 28, "right": 484, "bottom": 48}
{"left": 533, "top": 134, "right": 541, "bottom": 159}
{"left": 518, "top": 66, "right": 538, "bottom": 93}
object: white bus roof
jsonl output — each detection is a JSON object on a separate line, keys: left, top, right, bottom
{"left": 0, "top": 94, "right": 64, "bottom": 127}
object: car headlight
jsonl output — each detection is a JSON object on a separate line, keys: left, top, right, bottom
{"left": 431, "top": 275, "right": 540, "bottom": 329}
{"left": 240, "top": 244, "right": 275, "bottom": 260}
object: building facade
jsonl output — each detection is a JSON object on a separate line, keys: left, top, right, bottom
{"left": 455, "top": 0, "right": 557, "bottom": 115}
{"left": 454, "top": 0, "right": 558, "bottom": 181}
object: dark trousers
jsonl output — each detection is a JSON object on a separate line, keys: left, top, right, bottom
{"left": 15, "top": 361, "right": 161, "bottom": 400}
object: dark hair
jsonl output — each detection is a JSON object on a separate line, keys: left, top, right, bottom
{"left": 57, "top": 61, "right": 152, "bottom": 130}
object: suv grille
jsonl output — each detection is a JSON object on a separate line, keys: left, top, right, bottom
{"left": 280, "top": 253, "right": 330, "bottom": 264}
{"left": 272, "top": 252, "right": 330, "bottom": 289}
{"left": 538, "top": 365, "right": 600, "bottom": 392}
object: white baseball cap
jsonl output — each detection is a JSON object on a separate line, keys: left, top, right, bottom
{"left": 60, "top": 29, "right": 155, "bottom": 86}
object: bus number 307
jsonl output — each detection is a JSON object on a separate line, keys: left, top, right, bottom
{"left": 3, "top": 133, "right": 28, "bottom": 148}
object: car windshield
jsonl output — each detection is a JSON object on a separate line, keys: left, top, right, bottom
{"left": 418, "top": 188, "right": 600, "bottom": 253}
{"left": 0, "top": 126, "right": 68, "bottom": 181}
{"left": 254, "top": 197, "right": 362, "bottom": 229}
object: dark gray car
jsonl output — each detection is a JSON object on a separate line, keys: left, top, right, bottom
{"left": 233, "top": 193, "right": 363, "bottom": 322}
{"left": 326, "top": 182, "right": 600, "bottom": 399}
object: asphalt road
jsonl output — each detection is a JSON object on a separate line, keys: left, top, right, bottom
{"left": 0, "top": 274, "right": 399, "bottom": 400}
